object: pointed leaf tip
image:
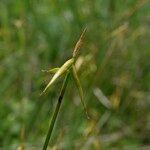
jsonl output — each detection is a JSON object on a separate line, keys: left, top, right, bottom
{"left": 42, "top": 68, "right": 60, "bottom": 74}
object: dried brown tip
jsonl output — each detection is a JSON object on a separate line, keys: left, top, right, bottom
{"left": 73, "top": 27, "right": 87, "bottom": 58}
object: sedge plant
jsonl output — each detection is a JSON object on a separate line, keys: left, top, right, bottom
{"left": 41, "top": 28, "right": 89, "bottom": 150}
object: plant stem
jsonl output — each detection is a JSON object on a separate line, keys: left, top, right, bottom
{"left": 42, "top": 72, "right": 70, "bottom": 150}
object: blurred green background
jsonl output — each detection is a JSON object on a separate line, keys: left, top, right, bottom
{"left": 0, "top": 0, "right": 150, "bottom": 149}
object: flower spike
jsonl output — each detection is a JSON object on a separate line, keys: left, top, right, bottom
{"left": 41, "top": 28, "right": 89, "bottom": 118}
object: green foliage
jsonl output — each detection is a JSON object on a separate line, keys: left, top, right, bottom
{"left": 0, "top": 0, "right": 149, "bottom": 149}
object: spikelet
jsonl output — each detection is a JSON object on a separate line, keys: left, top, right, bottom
{"left": 41, "top": 58, "right": 74, "bottom": 95}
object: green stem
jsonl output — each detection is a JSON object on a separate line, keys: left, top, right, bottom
{"left": 42, "top": 72, "right": 70, "bottom": 150}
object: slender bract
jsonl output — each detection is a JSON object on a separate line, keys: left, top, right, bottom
{"left": 42, "top": 72, "right": 70, "bottom": 150}
{"left": 72, "top": 65, "right": 89, "bottom": 119}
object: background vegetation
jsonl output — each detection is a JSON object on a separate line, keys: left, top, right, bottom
{"left": 0, "top": 0, "right": 149, "bottom": 149}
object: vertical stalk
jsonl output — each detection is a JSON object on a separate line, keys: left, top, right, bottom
{"left": 42, "top": 72, "right": 70, "bottom": 150}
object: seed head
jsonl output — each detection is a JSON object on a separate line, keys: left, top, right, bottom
{"left": 73, "top": 27, "right": 87, "bottom": 58}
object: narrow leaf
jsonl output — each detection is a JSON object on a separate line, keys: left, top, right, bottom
{"left": 72, "top": 65, "right": 89, "bottom": 119}
{"left": 41, "top": 58, "right": 74, "bottom": 95}
{"left": 42, "top": 68, "right": 60, "bottom": 74}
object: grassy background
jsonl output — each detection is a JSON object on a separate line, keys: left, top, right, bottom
{"left": 0, "top": 0, "right": 149, "bottom": 149}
